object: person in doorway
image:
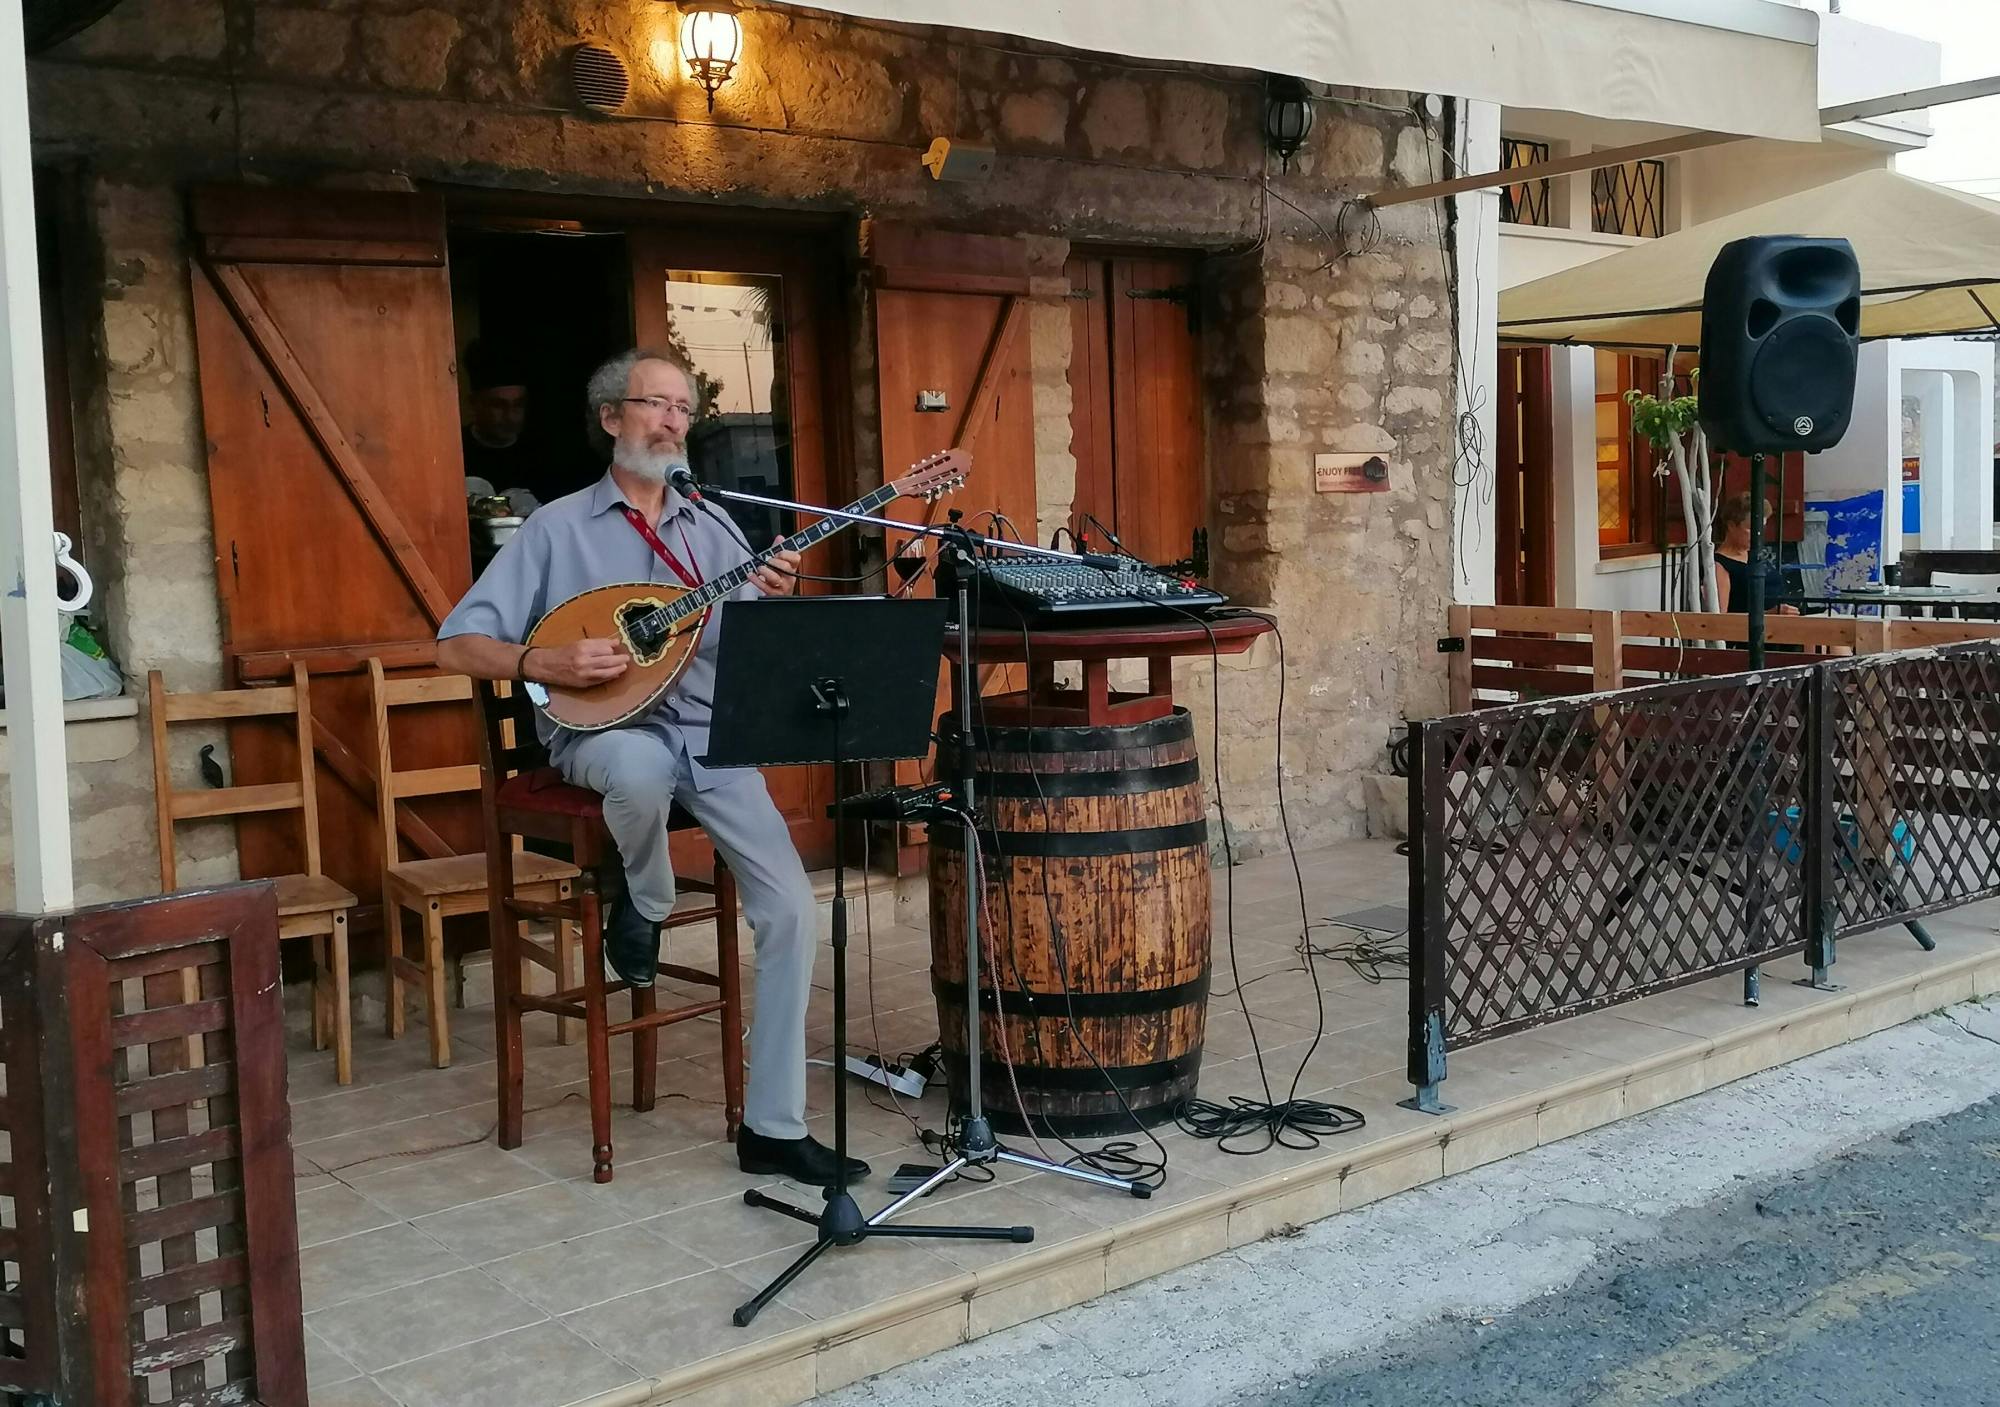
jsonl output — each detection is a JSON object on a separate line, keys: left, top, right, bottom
{"left": 435, "top": 349, "right": 863, "bottom": 1188}
{"left": 1714, "top": 492, "right": 1800, "bottom": 616}
{"left": 459, "top": 341, "right": 543, "bottom": 509}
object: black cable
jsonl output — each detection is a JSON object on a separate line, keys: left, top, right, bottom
{"left": 1085, "top": 591, "right": 1366, "bottom": 1156}
{"left": 1298, "top": 922, "right": 1409, "bottom": 985}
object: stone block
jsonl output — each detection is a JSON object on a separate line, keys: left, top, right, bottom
{"left": 58, "top": 0, "right": 226, "bottom": 63}
{"left": 1080, "top": 78, "right": 1149, "bottom": 156}
{"left": 1311, "top": 122, "right": 1384, "bottom": 182}
{"left": 256, "top": 8, "right": 356, "bottom": 82}
{"left": 1158, "top": 79, "right": 1228, "bottom": 169}
{"left": 1362, "top": 772, "right": 1407, "bottom": 838}
{"left": 1392, "top": 125, "right": 1438, "bottom": 186}
{"left": 361, "top": 10, "right": 463, "bottom": 93}
{"left": 1264, "top": 316, "right": 1338, "bottom": 375}
{"left": 1384, "top": 384, "right": 1444, "bottom": 419}
{"left": 999, "top": 90, "right": 1069, "bottom": 147}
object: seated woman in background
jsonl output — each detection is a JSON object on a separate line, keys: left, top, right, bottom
{"left": 1714, "top": 492, "right": 1800, "bottom": 617}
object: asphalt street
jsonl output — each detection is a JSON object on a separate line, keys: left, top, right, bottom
{"left": 820, "top": 1007, "right": 2000, "bottom": 1407}
{"left": 1281, "top": 1087, "right": 2000, "bottom": 1406}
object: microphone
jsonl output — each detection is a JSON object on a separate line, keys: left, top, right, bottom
{"left": 667, "top": 463, "right": 703, "bottom": 501}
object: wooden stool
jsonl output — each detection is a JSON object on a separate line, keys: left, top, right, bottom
{"left": 147, "top": 665, "right": 360, "bottom": 1083}
{"left": 475, "top": 680, "right": 745, "bottom": 1183}
{"left": 368, "top": 662, "right": 581, "bottom": 1068}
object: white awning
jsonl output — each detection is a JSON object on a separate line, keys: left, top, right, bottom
{"left": 786, "top": 0, "right": 1823, "bottom": 142}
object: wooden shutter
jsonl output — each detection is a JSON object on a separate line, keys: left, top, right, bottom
{"left": 1495, "top": 347, "right": 1556, "bottom": 606}
{"left": 187, "top": 187, "right": 477, "bottom": 903}
{"left": 1065, "top": 251, "right": 1205, "bottom": 565}
{"left": 869, "top": 225, "right": 1037, "bottom": 870}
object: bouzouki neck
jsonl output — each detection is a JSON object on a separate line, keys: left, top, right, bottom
{"left": 668, "top": 481, "right": 901, "bottom": 616}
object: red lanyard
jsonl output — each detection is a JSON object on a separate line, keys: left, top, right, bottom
{"left": 620, "top": 506, "right": 703, "bottom": 590}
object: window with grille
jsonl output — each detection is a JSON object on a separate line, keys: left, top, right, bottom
{"left": 1499, "top": 137, "right": 1551, "bottom": 226}
{"left": 1592, "top": 159, "right": 1666, "bottom": 238}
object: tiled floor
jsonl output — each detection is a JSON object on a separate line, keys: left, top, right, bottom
{"left": 285, "top": 840, "right": 2000, "bottom": 1407}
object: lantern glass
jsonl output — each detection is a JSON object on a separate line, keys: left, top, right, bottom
{"left": 681, "top": 8, "right": 742, "bottom": 69}
{"left": 1265, "top": 79, "right": 1313, "bottom": 168}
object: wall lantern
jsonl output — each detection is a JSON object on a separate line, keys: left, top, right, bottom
{"left": 680, "top": 1, "right": 743, "bottom": 110}
{"left": 1265, "top": 76, "right": 1314, "bottom": 172}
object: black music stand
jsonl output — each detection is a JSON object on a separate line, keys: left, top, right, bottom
{"left": 700, "top": 595, "right": 1031, "bottom": 1328}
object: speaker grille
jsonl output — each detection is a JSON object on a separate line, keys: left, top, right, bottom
{"left": 1749, "top": 319, "right": 1853, "bottom": 440}
{"left": 571, "top": 44, "right": 630, "bottom": 114}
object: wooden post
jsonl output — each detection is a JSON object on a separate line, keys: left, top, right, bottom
{"left": 1447, "top": 603, "right": 1474, "bottom": 712}
{"left": 0, "top": 2, "right": 73, "bottom": 913}
{"left": 1590, "top": 610, "right": 1623, "bottom": 693}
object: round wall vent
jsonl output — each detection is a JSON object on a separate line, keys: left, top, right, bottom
{"left": 571, "top": 44, "right": 631, "bottom": 114}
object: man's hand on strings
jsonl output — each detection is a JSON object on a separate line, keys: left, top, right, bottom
{"left": 752, "top": 548, "right": 802, "bottom": 596}
{"left": 528, "top": 638, "right": 630, "bottom": 687}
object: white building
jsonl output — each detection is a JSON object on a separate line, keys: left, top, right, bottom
{"left": 1455, "top": 3, "right": 1994, "bottom": 611}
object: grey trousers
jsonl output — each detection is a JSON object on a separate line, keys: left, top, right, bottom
{"left": 559, "top": 727, "right": 816, "bottom": 1141}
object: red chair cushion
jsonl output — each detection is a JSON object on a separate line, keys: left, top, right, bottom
{"left": 495, "top": 768, "right": 702, "bottom": 832}
{"left": 496, "top": 768, "right": 604, "bottom": 819}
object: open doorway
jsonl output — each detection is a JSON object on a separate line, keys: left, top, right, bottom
{"left": 444, "top": 208, "right": 847, "bottom": 866}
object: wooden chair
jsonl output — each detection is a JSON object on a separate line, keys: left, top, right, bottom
{"left": 148, "top": 665, "right": 360, "bottom": 1084}
{"left": 368, "top": 661, "right": 581, "bottom": 1069}
{"left": 475, "top": 679, "right": 745, "bottom": 1183}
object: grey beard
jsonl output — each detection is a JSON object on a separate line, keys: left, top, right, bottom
{"left": 617, "top": 440, "right": 687, "bottom": 485}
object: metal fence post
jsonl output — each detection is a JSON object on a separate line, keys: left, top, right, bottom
{"left": 1800, "top": 665, "right": 1841, "bottom": 990}
{"left": 1402, "top": 718, "right": 1455, "bottom": 1115}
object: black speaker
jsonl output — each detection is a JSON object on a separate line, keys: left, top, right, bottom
{"left": 1697, "top": 235, "right": 1860, "bottom": 454}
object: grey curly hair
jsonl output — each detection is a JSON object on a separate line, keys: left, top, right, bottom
{"left": 583, "top": 348, "right": 700, "bottom": 454}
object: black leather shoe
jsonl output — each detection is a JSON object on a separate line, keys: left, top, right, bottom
{"left": 737, "top": 1128, "right": 871, "bottom": 1187}
{"left": 601, "top": 894, "right": 660, "bottom": 988}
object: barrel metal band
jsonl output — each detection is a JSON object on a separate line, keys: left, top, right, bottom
{"left": 950, "top": 1048, "right": 1203, "bottom": 1092}
{"left": 939, "top": 759, "right": 1201, "bottom": 799}
{"left": 938, "top": 707, "right": 1193, "bottom": 753}
{"left": 930, "top": 820, "right": 1210, "bottom": 857}
{"left": 932, "top": 968, "right": 1210, "bottom": 1019}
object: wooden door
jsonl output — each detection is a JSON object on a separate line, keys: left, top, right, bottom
{"left": 629, "top": 228, "right": 845, "bottom": 868}
{"left": 188, "top": 187, "right": 479, "bottom": 908}
{"left": 1495, "top": 347, "right": 1556, "bottom": 606}
{"left": 1067, "top": 251, "right": 1205, "bottom": 565}
{"left": 870, "top": 225, "right": 1038, "bottom": 871}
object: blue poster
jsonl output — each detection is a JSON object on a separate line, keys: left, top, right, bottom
{"left": 1902, "top": 479, "right": 1922, "bottom": 536}
{"left": 1806, "top": 489, "right": 1884, "bottom": 589}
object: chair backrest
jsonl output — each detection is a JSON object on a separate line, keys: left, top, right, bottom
{"left": 1797, "top": 510, "right": 1830, "bottom": 599}
{"left": 1898, "top": 549, "right": 2000, "bottom": 588}
{"left": 148, "top": 664, "right": 323, "bottom": 892}
{"left": 473, "top": 678, "right": 551, "bottom": 785}
{"left": 366, "top": 661, "right": 482, "bottom": 866}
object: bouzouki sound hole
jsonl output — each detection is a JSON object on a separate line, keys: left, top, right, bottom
{"left": 614, "top": 597, "right": 677, "bottom": 667}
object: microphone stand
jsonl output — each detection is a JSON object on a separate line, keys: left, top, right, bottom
{"left": 693, "top": 482, "right": 1151, "bottom": 1267}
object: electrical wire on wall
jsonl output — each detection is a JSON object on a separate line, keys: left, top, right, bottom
{"left": 1414, "top": 97, "right": 1493, "bottom": 595}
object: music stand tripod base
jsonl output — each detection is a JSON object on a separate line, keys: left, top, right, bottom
{"left": 699, "top": 596, "right": 1033, "bottom": 1330}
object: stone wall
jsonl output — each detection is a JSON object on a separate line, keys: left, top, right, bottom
{"left": 24, "top": 0, "right": 1459, "bottom": 882}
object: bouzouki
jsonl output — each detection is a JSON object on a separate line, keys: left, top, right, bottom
{"left": 525, "top": 450, "right": 968, "bottom": 731}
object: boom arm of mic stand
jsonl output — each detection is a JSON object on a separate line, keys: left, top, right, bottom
{"left": 693, "top": 484, "right": 1123, "bottom": 568}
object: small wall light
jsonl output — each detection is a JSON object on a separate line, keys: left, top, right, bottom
{"left": 680, "top": 2, "right": 743, "bottom": 111}
{"left": 1265, "top": 76, "right": 1314, "bottom": 172}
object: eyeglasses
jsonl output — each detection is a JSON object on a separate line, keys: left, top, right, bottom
{"left": 621, "top": 396, "right": 695, "bottom": 417}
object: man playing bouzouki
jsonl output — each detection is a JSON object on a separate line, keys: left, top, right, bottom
{"left": 438, "top": 348, "right": 867, "bottom": 1189}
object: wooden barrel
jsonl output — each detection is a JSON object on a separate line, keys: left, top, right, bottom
{"left": 928, "top": 708, "right": 1212, "bottom": 1136}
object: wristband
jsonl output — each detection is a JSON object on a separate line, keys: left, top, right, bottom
{"left": 516, "top": 646, "right": 535, "bottom": 682}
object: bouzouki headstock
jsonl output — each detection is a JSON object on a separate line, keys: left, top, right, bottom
{"left": 891, "top": 448, "right": 971, "bottom": 503}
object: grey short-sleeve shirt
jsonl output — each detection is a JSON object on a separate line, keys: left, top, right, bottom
{"left": 439, "top": 470, "right": 761, "bottom": 789}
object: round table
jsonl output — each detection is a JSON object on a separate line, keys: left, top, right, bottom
{"left": 944, "top": 615, "right": 1274, "bottom": 727}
